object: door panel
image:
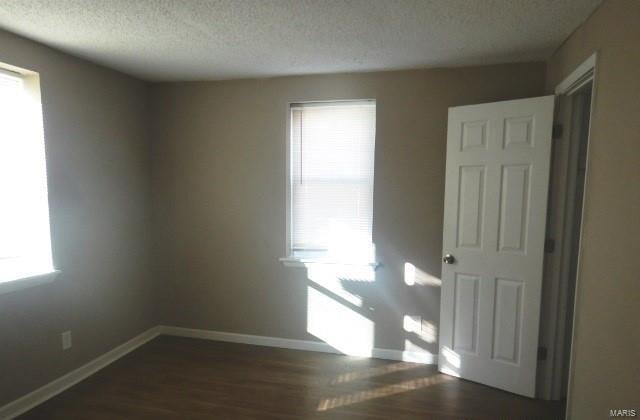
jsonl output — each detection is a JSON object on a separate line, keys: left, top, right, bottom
{"left": 457, "top": 166, "right": 485, "bottom": 248}
{"left": 461, "top": 120, "right": 488, "bottom": 150}
{"left": 492, "top": 278, "right": 523, "bottom": 364}
{"left": 439, "top": 96, "right": 554, "bottom": 397}
{"left": 453, "top": 273, "right": 480, "bottom": 354}
{"left": 498, "top": 164, "right": 530, "bottom": 253}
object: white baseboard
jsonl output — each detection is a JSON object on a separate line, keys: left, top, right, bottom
{"left": 0, "top": 326, "right": 162, "bottom": 420}
{"left": 1, "top": 325, "right": 437, "bottom": 419}
{"left": 160, "top": 326, "right": 438, "bottom": 364}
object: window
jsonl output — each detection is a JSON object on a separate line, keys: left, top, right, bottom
{"left": 0, "top": 66, "right": 56, "bottom": 286}
{"left": 286, "top": 100, "right": 376, "bottom": 264}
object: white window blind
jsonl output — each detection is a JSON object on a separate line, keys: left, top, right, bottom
{"left": 289, "top": 101, "right": 376, "bottom": 262}
{"left": 0, "top": 69, "right": 54, "bottom": 283}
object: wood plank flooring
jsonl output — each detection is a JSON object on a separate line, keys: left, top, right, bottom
{"left": 21, "top": 336, "right": 563, "bottom": 419}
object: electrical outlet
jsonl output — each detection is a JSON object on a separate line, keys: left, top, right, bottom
{"left": 61, "top": 331, "right": 72, "bottom": 350}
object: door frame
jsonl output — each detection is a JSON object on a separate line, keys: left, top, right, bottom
{"left": 539, "top": 52, "right": 597, "bottom": 404}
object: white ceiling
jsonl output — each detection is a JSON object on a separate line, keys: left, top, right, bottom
{"left": 0, "top": 0, "right": 601, "bottom": 82}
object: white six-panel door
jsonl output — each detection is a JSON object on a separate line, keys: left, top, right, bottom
{"left": 439, "top": 96, "right": 555, "bottom": 397}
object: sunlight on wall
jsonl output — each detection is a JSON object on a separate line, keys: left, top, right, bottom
{"left": 404, "top": 262, "right": 441, "bottom": 286}
{"left": 404, "top": 339, "right": 425, "bottom": 354}
{"left": 307, "top": 286, "right": 374, "bottom": 357}
{"left": 317, "top": 375, "right": 453, "bottom": 411}
{"left": 305, "top": 263, "right": 375, "bottom": 307}
{"left": 403, "top": 315, "right": 438, "bottom": 343}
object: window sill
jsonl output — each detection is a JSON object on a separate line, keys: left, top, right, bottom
{"left": 279, "top": 256, "right": 380, "bottom": 269}
{"left": 0, "top": 270, "right": 61, "bottom": 296}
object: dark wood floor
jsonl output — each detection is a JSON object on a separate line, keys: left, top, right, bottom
{"left": 22, "top": 336, "right": 563, "bottom": 419}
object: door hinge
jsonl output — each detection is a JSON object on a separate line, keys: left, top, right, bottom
{"left": 544, "top": 238, "right": 555, "bottom": 253}
{"left": 552, "top": 123, "right": 563, "bottom": 140}
{"left": 538, "top": 346, "right": 548, "bottom": 361}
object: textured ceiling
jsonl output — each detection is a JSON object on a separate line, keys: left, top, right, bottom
{"left": 0, "top": 0, "right": 601, "bottom": 81}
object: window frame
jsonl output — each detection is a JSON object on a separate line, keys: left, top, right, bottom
{"left": 0, "top": 62, "right": 59, "bottom": 295}
{"left": 281, "top": 99, "right": 378, "bottom": 268}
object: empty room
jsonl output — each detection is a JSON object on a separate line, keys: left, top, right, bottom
{"left": 0, "top": 1, "right": 638, "bottom": 419}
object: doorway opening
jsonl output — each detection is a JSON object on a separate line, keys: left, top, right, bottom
{"left": 557, "top": 82, "right": 592, "bottom": 400}
{"left": 538, "top": 54, "right": 595, "bottom": 409}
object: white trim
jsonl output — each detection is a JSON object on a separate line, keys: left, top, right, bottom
{"left": 545, "top": 52, "right": 598, "bottom": 418}
{"left": 279, "top": 256, "right": 379, "bottom": 269}
{"left": 291, "top": 99, "right": 376, "bottom": 109}
{"left": 0, "top": 61, "right": 36, "bottom": 78}
{"left": 0, "top": 326, "right": 161, "bottom": 420}
{"left": 160, "top": 326, "right": 437, "bottom": 364}
{"left": 551, "top": 89, "right": 592, "bottom": 401}
{"left": 0, "top": 67, "right": 22, "bottom": 79}
{"left": 285, "top": 100, "right": 293, "bottom": 258}
{"left": 561, "top": 59, "right": 597, "bottom": 420}
{"left": 0, "top": 270, "right": 61, "bottom": 296}
{"left": 280, "top": 257, "right": 308, "bottom": 268}
{"left": 554, "top": 53, "right": 597, "bottom": 95}
{"left": 162, "top": 326, "right": 341, "bottom": 353}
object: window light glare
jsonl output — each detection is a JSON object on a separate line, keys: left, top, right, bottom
{"left": 0, "top": 69, "right": 54, "bottom": 283}
{"left": 289, "top": 101, "right": 376, "bottom": 263}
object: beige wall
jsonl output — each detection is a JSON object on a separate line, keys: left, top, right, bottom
{"left": 0, "top": 30, "right": 154, "bottom": 405}
{"left": 150, "top": 64, "right": 545, "bottom": 356}
{"left": 545, "top": 1, "right": 640, "bottom": 418}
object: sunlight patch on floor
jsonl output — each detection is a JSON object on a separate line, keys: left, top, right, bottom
{"left": 330, "top": 362, "right": 420, "bottom": 385}
{"left": 317, "top": 375, "right": 453, "bottom": 411}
